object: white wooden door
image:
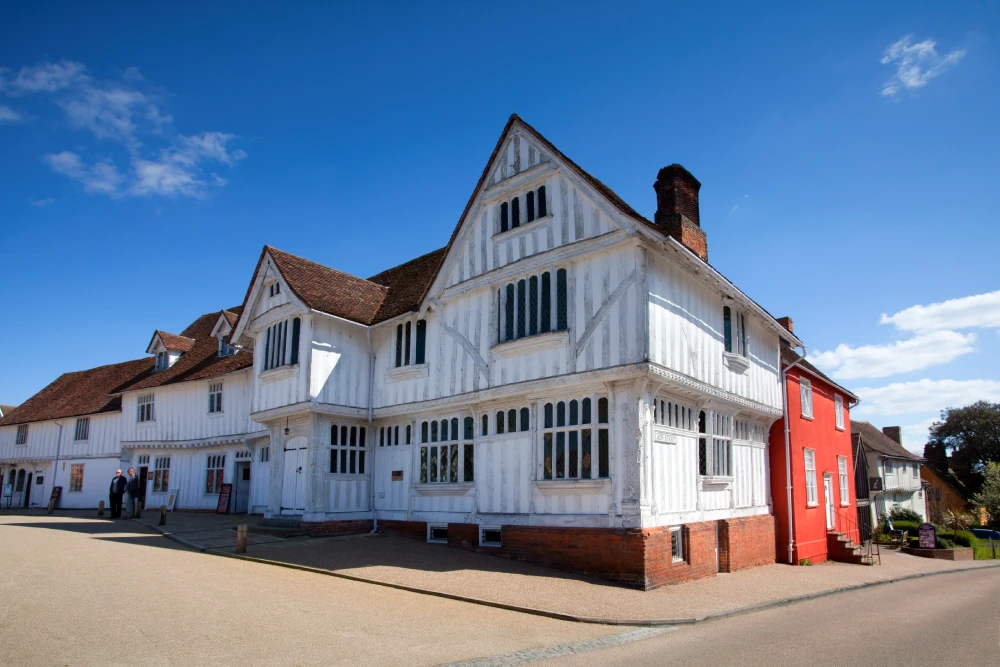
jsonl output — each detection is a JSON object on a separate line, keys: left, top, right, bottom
{"left": 824, "top": 474, "right": 835, "bottom": 530}
{"left": 281, "top": 442, "right": 306, "bottom": 515}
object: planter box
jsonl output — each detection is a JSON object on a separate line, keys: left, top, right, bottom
{"left": 902, "top": 546, "right": 974, "bottom": 561}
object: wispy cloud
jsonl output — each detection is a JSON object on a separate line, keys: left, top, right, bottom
{"left": 853, "top": 379, "right": 1000, "bottom": 416}
{"left": 0, "top": 104, "right": 23, "bottom": 124}
{"left": 27, "top": 196, "right": 54, "bottom": 207}
{"left": 811, "top": 330, "right": 975, "bottom": 379}
{"left": 0, "top": 60, "right": 245, "bottom": 198}
{"left": 881, "top": 35, "right": 965, "bottom": 98}
{"left": 900, "top": 418, "right": 937, "bottom": 451}
{"left": 880, "top": 290, "right": 1000, "bottom": 333}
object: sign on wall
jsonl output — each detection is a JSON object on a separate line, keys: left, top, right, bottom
{"left": 869, "top": 477, "right": 883, "bottom": 492}
{"left": 216, "top": 483, "right": 233, "bottom": 514}
{"left": 918, "top": 523, "right": 936, "bottom": 549}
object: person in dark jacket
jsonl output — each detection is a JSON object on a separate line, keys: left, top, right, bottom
{"left": 109, "top": 469, "right": 127, "bottom": 519}
{"left": 125, "top": 467, "right": 141, "bottom": 518}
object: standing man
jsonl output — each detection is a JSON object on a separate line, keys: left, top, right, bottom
{"left": 109, "top": 469, "right": 127, "bottom": 519}
{"left": 126, "top": 467, "right": 141, "bottom": 519}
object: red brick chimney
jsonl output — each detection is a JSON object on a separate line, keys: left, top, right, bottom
{"left": 882, "top": 426, "right": 902, "bottom": 445}
{"left": 654, "top": 164, "right": 707, "bottom": 262}
{"left": 777, "top": 317, "right": 794, "bottom": 334}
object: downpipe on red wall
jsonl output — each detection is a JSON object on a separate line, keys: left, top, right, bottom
{"left": 781, "top": 345, "right": 807, "bottom": 565}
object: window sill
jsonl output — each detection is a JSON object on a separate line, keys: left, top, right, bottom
{"left": 800, "top": 414, "right": 814, "bottom": 421}
{"left": 806, "top": 502, "right": 819, "bottom": 508}
{"left": 492, "top": 214, "right": 553, "bottom": 243}
{"left": 835, "top": 426, "right": 845, "bottom": 432}
{"left": 412, "top": 483, "right": 474, "bottom": 496}
{"left": 387, "top": 364, "right": 429, "bottom": 382}
{"left": 260, "top": 365, "right": 298, "bottom": 383}
{"left": 533, "top": 479, "right": 610, "bottom": 496}
{"left": 723, "top": 352, "right": 751, "bottom": 375}
{"left": 325, "top": 473, "right": 370, "bottom": 481}
{"left": 208, "top": 412, "right": 224, "bottom": 418}
{"left": 699, "top": 475, "right": 734, "bottom": 490}
{"left": 492, "top": 330, "right": 569, "bottom": 358}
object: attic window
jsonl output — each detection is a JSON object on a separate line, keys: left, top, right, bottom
{"left": 496, "top": 186, "right": 547, "bottom": 235}
{"left": 218, "top": 335, "right": 235, "bottom": 358}
{"left": 269, "top": 283, "right": 280, "bottom": 297}
{"left": 155, "top": 351, "right": 171, "bottom": 371}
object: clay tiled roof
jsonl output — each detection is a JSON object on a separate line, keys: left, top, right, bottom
{"left": 150, "top": 330, "right": 196, "bottom": 353}
{"left": 0, "top": 404, "right": 18, "bottom": 418}
{"left": 126, "top": 307, "right": 253, "bottom": 391}
{"left": 0, "top": 358, "right": 152, "bottom": 426}
{"left": 781, "top": 348, "right": 858, "bottom": 400}
{"left": 851, "top": 421, "right": 922, "bottom": 461}
{"left": 368, "top": 247, "right": 448, "bottom": 323}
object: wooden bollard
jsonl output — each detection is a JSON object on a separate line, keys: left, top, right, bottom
{"left": 98, "top": 500, "right": 105, "bottom": 516}
{"left": 47, "top": 499, "right": 55, "bottom": 514}
{"left": 236, "top": 524, "right": 248, "bottom": 554}
{"left": 159, "top": 505, "right": 167, "bottom": 526}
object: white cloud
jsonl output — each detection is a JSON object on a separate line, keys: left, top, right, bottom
{"left": 45, "top": 151, "right": 125, "bottom": 196}
{"left": 3, "top": 60, "right": 87, "bottom": 95}
{"left": 27, "top": 197, "right": 54, "bottom": 207}
{"left": 853, "top": 379, "right": 1000, "bottom": 416}
{"left": 0, "top": 105, "right": 23, "bottom": 123}
{"left": 881, "top": 35, "right": 965, "bottom": 97}
{"left": 128, "top": 132, "right": 245, "bottom": 198}
{"left": 900, "top": 418, "right": 937, "bottom": 452}
{"left": 811, "top": 330, "right": 976, "bottom": 379}
{"left": 59, "top": 85, "right": 171, "bottom": 147}
{"left": 880, "top": 290, "right": 1000, "bottom": 333}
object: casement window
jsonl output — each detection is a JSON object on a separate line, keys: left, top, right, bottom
{"left": 14, "top": 424, "right": 27, "bottom": 445}
{"left": 154, "top": 456, "right": 171, "bottom": 492}
{"left": 497, "top": 268, "right": 568, "bottom": 343}
{"left": 137, "top": 394, "right": 154, "bottom": 423}
{"left": 419, "top": 416, "right": 475, "bottom": 484}
{"left": 804, "top": 449, "right": 817, "bottom": 505}
{"left": 155, "top": 351, "right": 170, "bottom": 371}
{"left": 883, "top": 460, "right": 895, "bottom": 485}
{"left": 137, "top": 455, "right": 150, "bottom": 466}
{"left": 394, "top": 319, "right": 427, "bottom": 368}
{"left": 800, "top": 378, "right": 813, "bottom": 419}
{"left": 330, "top": 424, "right": 368, "bottom": 475}
{"left": 73, "top": 418, "right": 90, "bottom": 441}
{"left": 260, "top": 446, "right": 270, "bottom": 463}
{"left": 497, "top": 186, "right": 546, "bottom": 234}
{"left": 69, "top": 464, "right": 84, "bottom": 492}
{"left": 268, "top": 282, "right": 280, "bottom": 297}
{"left": 838, "top": 456, "right": 849, "bottom": 505}
{"left": 541, "top": 396, "right": 609, "bottom": 480}
{"left": 205, "top": 454, "right": 226, "bottom": 494}
{"left": 263, "top": 317, "right": 300, "bottom": 371}
{"left": 671, "top": 526, "right": 685, "bottom": 562}
{"left": 698, "top": 411, "right": 733, "bottom": 477}
{"left": 723, "top": 306, "right": 749, "bottom": 358}
{"left": 218, "top": 335, "right": 235, "bottom": 357}
{"left": 379, "top": 424, "right": 411, "bottom": 447}
{"left": 208, "top": 382, "right": 223, "bottom": 413}
{"left": 652, "top": 398, "right": 695, "bottom": 430}
{"left": 493, "top": 407, "right": 529, "bottom": 435}
{"left": 834, "top": 394, "right": 844, "bottom": 430}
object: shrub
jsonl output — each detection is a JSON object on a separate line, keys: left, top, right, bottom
{"left": 799, "top": 558, "right": 813, "bottom": 566}
{"left": 889, "top": 507, "right": 924, "bottom": 523}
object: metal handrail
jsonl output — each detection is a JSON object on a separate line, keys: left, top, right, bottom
{"left": 831, "top": 504, "right": 879, "bottom": 564}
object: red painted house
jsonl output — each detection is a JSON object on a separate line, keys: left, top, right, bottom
{"left": 769, "top": 319, "right": 865, "bottom": 565}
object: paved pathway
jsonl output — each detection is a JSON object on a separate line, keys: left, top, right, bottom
{"left": 132, "top": 510, "right": 1000, "bottom": 623}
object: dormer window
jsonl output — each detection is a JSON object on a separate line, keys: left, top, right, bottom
{"left": 218, "top": 335, "right": 235, "bottom": 358}
{"left": 155, "top": 351, "right": 170, "bottom": 371}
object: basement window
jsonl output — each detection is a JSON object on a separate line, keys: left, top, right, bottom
{"left": 427, "top": 524, "right": 449, "bottom": 544}
{"left": 480, "top": 526, "right": 502, "bottom": 547}
{"left": 671, "top": 526, "right": 685, "bottom": 562}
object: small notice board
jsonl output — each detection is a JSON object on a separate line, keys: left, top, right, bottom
{"left": 918, "top": 523, "right": 936, "bottom": 549}
{"left": 49, "top": 486, "right": 62, "bottom": 508}
{"left": 216, "top": 483, "right": 233, "bottom": 514}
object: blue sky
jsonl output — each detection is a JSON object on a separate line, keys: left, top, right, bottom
{"left": 2, "top": 2, "right": 998, "bottom": 452}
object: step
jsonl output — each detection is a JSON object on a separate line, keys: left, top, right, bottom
{"left": 259, "top": 517, "right": 302, "bottom": 528}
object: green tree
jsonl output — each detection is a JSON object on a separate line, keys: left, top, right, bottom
{"left": 927, "top": 401, "right": 1000, "bottom": 493}
{"left": 972, "top": 462, "right": 1000, "bottom": 527}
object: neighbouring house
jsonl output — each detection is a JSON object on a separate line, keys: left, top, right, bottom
{"left": 920, "top": 459, "right": 974, "bottom": 523}
{"left": 768, "top": 329, "right": 863, "bottom": 565}
{"left": 0, "top": 405, "right": 16, "bottom": 419}
{"left": 0, "top": 360, "right": 150, "bottom": 509}
{"left": 851, "top": 421, "right": 926, "bottom": 525}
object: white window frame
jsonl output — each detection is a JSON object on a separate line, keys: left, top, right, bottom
{"left": 330, "top": 423, "right": 368, "bottom": 475}
{"left": 418, "top": 416, "right": 475, "bottom": 484}
{"left": 136, "top": 454, "right": 150, "bottom": 466}
{"left": 73, "top": 417, "right": 90, "bottom": 441}
{"left": 15, "top": 424, "right": 28, "bottom": 445}
{"left": 154, "top": 456, "right": 171, "bottom": 493}
{"left": 427, "top": 523, "right": 449, "bottom": 544}
{"left": 838, "top": 456, "right": 849, "bottom": 506}
{"left": 205, "top": 454, "right": 225, "bottom": 494}
{"left": 800, "top": 378, "right": 813, "bottom": 419}
{"left": 218, "top": 335, "right": 235, "bottom": 357}
{"left": 671, "top": 526, "right": 685, "bottom": 562}
{"left": 698, "top": 411, "right": 733, "bottom": 479}
{"left": 834, "top": 394, "right": 845, "bottom": 430}
{"left": 69, "top": 463, "right": 84, "bottom": 492}
{"left": 260, "top": 446, "right": 270, "bottom": 463}
{"left": 208, "top": 382, "right": 223, "bottom": 414}
{"left": 884, "top": 459, "right": 895, "bottom": 486}
{"left": 804, "top": 448, "right": 817, "bottom": 506}
{"left": 491, "top": 406, "right": 530, "bottom": 437}
{"left": 137, "top": 394, "right": 154, "bottom": 423}
{"left": 652, "top": 397, "right": 696, "bottom": 431}
{"left": 539, "top": 395, "right": 610, "bottom": 481}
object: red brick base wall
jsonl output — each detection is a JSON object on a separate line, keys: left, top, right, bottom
{"left": 304, "top": 519, "right": 373, "bottom": 537}
{"left": 376, "top": 515, "right": 775, "bottom": 590}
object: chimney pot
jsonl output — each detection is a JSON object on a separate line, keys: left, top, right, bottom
{"left": 882, "top": 426, "right": 902, "bottom": 445}
{"left": 777, "top": 316, "right": 794, "bottom": 334}
{"left": 654, "top": 164, "right": 707, "bottom": 262}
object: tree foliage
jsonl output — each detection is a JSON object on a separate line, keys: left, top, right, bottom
{"left": 928, "top": 401, "right": 1000, "bottom": 492}
{"left": 972, "top": 462, "right": 1000, "bottom": 528}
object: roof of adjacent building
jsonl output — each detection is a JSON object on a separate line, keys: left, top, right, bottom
{"left": 781, "top": 347, "right": 858, "bottom": 400}
{"left": 0, "top": 404, "right": 17, "bottom": 418}
{"left": 125, "top": 307, "right": 253, "bottom": 392}
{"left": 0, "top": 358, "right": 152, "bottom": 427}
{"left": 850, "top": 420, "right": 922, "bottom": 461}
{"left": 150, "top": 330, "right": 196, "bottom": 353}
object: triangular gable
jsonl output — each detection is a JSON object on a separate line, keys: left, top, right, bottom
{"left": 230, "top": 247, "right": 310, "bottom": 345}
{"left": 145, "top": 330, "right": 195, "bottom": 355}
{"left": 210, "top": 311, "right": 236, "bottom": 339}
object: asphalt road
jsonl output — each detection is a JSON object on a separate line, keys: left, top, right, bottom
{"left": 0, "top": 514, "right": 615, "bottom": 666}
{"left": 543, "top": 566, "right": 1000, "bottom": 667}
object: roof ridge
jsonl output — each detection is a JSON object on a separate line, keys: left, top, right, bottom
{"left": 267, "top": 245, "right": 387, "bottom": 291}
